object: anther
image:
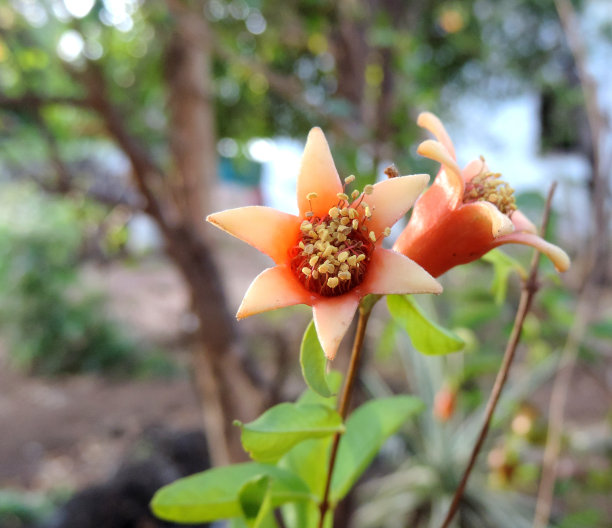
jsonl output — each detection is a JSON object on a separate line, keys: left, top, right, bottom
{"left": 383, "top": 227, "right": 391, "bottom": 237}
{"left": 306, "top": 192, "right": 318, "bottom": 200}
{"left": 337, "top": 192, "right": 349, "bottom": 202}
{"left": 344, "top": 175, "right": 356, "bottom": 184}
{"left": 338, "top": 271, "right": 351, "bottom": 281}
{"left": 369, "top": 231, "right": 377, "bottom": 242}
{"left": 337, "top": 251, "right": 349, "bottom": 263}
{"left": 327, "top": 277, "right": 339, "bottom": 288}
{"left": 364, "top": 184, "right": 374, "bottom": 195}
{"left": 302, "top": 267, "right": 312, "bottom": 276}
{"left": 351, "top": 190, "right": 360, "bottom": 199}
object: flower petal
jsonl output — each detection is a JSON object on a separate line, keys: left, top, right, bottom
{"left": 510, "top": 209, "right": 538, "bottom": 234}
{"left": 237, "top": 265, "right": 314, "bottom": 319}
{"left": 417, "top": 112, "right": 456, "bottom": 159}
{"left": 312, "top": 294, "right": 359, "bottom": 360}
{"left": 358, "top": 248, "right": 442, "bottom": 295}
{"left": 359, "top": 174, "right": 430, "bottom": 237}
{"left": 493, "top": 233, "right": 571, "bottom": 272}
{"left": 462, "top": 158, "right": 488, "bottom": 183}
{"left": 207, "top": 206, "right": 299, "bottom": 265}
{"left": 296, "top": 127, "right": 343, "bottom": 218}
{"left": 463, "top": 201, "right": 515, "bottom": 237}
{"left": 417, "top": 139, "right": 463, "bottom": 183}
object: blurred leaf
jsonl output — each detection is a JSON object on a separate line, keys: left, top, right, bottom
{"left": 482, "top": 249, "right": 526, "bottom": 304}
{"left": 557, "top": 509, "right": 602, "bottom": 528}
{"left": 300, "top": 320, "right": 334, "bottom": 397}
{"left": 235, "top": 403, "right": 344, "bottom": 462}
{"left": 387, "top": 295, "right": 465, "bottom": 355}
{"left": 238, "top": 475, "right": 277, "bottom": 528}
{"left": 151, "top": 463, "right": 311, "bottom": 523}
{"left": 331, "top": 395, "right": 425, "bottom": 501}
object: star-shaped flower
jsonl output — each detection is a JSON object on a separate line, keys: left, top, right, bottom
{"left": 208, "top": 128, "right": 442, "bottom": 360}
{"left": 393, "top": 112, "right": 570, "bottom": 278}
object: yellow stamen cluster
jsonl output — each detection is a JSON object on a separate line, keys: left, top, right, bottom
{"left": 290, "top": 181, "right": 391, "bottom": 297}
{"left": 463, "top": 160, "right": 517, "bottom": 216}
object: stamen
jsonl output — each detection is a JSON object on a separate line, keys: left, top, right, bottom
{"left": 344, "top": 175, "right": 356, "bottom": 184}
{"left": 463, "top": 162, "right": 517, "bottom": 216}
{"left": 289, "top": 200, "right": 375, "bottom": 297}
{"left": 337, "top": 192, "right": 349, "bottom": 202}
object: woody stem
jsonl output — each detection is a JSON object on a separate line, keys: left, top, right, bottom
{"left": 439, "top": 182, "right": 557, "bottom": 528}
{"left": 317, "top": 296, "right": 378, "bottom": 528}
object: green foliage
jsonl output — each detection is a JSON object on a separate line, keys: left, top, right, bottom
{"left": 0, "top": 490, "right": 55, "bottom": 528}
{"left": 482, "top": 249, "right": 527, "bottom": 304}
{"left": 234, "top": 403, "right": 344, "bottom": 463}
{"left": 331, "top": 396, "right": 424, "bottom": 502}
{"left": 300, "top": 320, "right": 334, "bottom": 397}
{"left": 151, "top": 463, "right": 312, "bottom": 524}
{"left": 387, "top": 294, "right": 465, "bottom": 355}
{"left": 0, "top": 185, "right": 171, "bottom": 376}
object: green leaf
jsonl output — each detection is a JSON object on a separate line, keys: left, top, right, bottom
{"left": 238, "top": 475, "right": 269, "bottom": 520}
{"left": 387, "top": 295, "right": 465, "bottom": 355}
{"left": 331, "top": 395, "right": 424, "bottom": 501}
{"left": 151, "top": 462, "right": 311, "bottom": 523}
{"left": 300, "top": 320, "right": 334, "bottom": 397}
{"left": 482, "top": 249, "right": 527, "bottom": 304}
{"left": 236, "top": 403, "right": 344, "bottom": 462}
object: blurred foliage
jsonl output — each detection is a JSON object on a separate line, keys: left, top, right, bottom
{"left": 0, "top": 489, "right": 56, "bottom": 528}
{"left": 0, "top": 0, "right": 597, "bottom": 185}
{"left": 0, "top": 184, "right": 174, "bottom": 376}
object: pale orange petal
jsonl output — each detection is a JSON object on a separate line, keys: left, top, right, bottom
{"left": 462, "top": 158, "right": 488, "bottom": 183}
{"left": 207, "top": 206, "right": 299, "bottom": 265}
{"left": 510, "top": 209, "right": 537, "bottom": 234}
{"left": 493, "top": 233, "right": 571, "bottom": 272}
{"left": 296, "top": 127, "right": 343, "bottom": 218}
{"left": 417, "top": 139, "right": 463, "bottom": 184}
{"left": 237, "top": 265, "right": 314, "bottom": 319}
{"left": 312, "top": 294, "right": 359, "bottom": 360}
{"left": 417, "top": 112, "right": 456, "bottom": 159}
{"left": 462, "top": 201, "right": 515, "bottom": 237}
{"left": 358, "top": 248, "right": 442, "bottom": 295}
{"left": 359, "top": 174, "right": 430, "bottom": 237}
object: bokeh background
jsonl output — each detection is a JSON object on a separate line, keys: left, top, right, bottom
{"left": 0, "top": 0, "right": 611, "bottom": 527}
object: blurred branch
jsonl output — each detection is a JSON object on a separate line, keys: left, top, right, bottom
{"left": 440, "top": 182, "right": 558, "bottom": 528}
{"left": 533, "top": 2, "right": 611, "bottom": 525}
{"left": 0, "top": 94, "right": 89, "bottom": 110}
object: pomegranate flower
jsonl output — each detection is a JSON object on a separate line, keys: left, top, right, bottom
{"left": 393, "top": 112, "right": 570, "bottom": 278}
{"left": 208, "top": 128, "right": 441, "bottom": 360}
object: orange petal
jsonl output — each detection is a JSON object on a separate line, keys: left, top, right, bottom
{"left": 296, "top": 127, "right": 343, "bottom": 218}
{"left": 237, "top": 265, "right": 314, "bottom": 319}
{"left": 358, "top": 249, "right": 442, "bottom": 296}
{"left": 207, "top": 206, "right": 299, "bottom": 265}
{"left": 417, "top": 139, "right": 463, "bottom": 183}
{"left": 312, "top": 294, "right": 359, "bottom": 360}
{"left": 493, "top": 233, "right": 570, "bottom": 272}
{"left": 510, "top": 209, "right": 537, "bottom": 234}
{"left": 462, "top": 158, "right": 488, "bottom": 183}
{"left": 417, "top": 112, "right": 456, "bottom": 159}
{"left": 394, "top": 202, "right": 514, "bottom": 278}
{"left": 359, "top": 174, "right": 429, "bottom": 237}
{"left": 463, "top": 201, "right": 514, "bottom": 237}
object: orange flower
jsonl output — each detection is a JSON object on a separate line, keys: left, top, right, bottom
{"left": 208, "top": 128, "right": 441, "bottom": 360}
{"left": 393, "top": 112, "right": 570, "bottom": 278}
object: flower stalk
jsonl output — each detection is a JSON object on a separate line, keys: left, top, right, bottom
{"left": 318, "top": 296, "right": 379, "bottom": 528}
{"left": 439, "top": 182, "right": 558, "bottom": 528}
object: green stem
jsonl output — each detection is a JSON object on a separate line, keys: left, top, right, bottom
{"left": 317, "top": 296, "right": 379, "bottom": 528}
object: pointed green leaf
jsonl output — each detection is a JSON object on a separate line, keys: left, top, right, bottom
{"left": 300, "top": 320, "right": 334, "bottom": 397}
{"left": 238, "top": 475, "right": 270, "bottom": 521}
{"left": 483, "top": 249, "right": 527, "bottom": 304}
{"left": 151, "top": 462, "right": 311, "bottom": 523}
{"left": 331, "top": 395, "right": 425, "bottom": 501}
{"left": 236, "top": 403, "right": 344, "bottom": 462}
{"left": 387, "top": 294, "right": 464, "bottom": 355}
